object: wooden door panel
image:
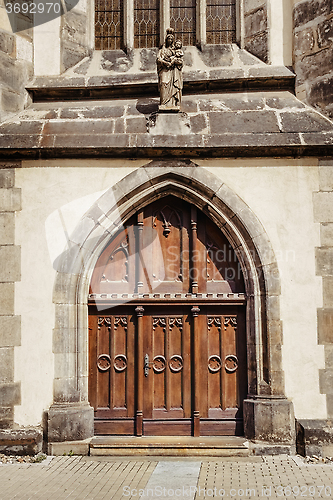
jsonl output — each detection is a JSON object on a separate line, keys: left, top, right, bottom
{"left": 89, "top": 196, "right": 248, "bottom": 437}
{"left": 89, "top": 309, "right": 135, "bottom": 430}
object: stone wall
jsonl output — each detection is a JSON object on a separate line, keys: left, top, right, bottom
{"left": 0, "top": 3, "right": 33, "bottom": 123}
{"left": 0, "top": 162, "right": 21, "bottom": 429}
{"left": 293, "top": 0, "right": 333, "bottom": 119}
{"left": 244, "top": 0, "right": 269, "bottom": 63}
{"left": 61, "top": 7, "right": 91, "bottom": 72}
{"left": 315, "top": 159, "right": 333, "bottom": 418}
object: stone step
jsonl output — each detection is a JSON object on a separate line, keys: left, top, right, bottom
{"left": 89, "top": 436, "right": 250, "bottom": 457}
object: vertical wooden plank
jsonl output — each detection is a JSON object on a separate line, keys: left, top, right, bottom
{"left": 183, "top": 309, "right": 191, "bottom": 418}
{"left": 127, "top": 312, "right": 135, "bottom": 417}
{"left": 97, "top": 317, "right": 111, "bottom": 409}
{"left": 88, "top": 314, "right": 97, "bottom": 410}
{"left": 223, "top": 315, "right": 237, "bottom": 410}
{"left": 136, "top": 210, "right": 144, "bottom": 294}
{"left": 191, "top": 206, "right": 198, "bottom": 294}
{"left": 135, "top": 306, "right": 144, "bottom": 436}
{"left": 191, "top": 305, "right": 200, "bottom": 436}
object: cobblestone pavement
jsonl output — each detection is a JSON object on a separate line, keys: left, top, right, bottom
{"left": 0, "top": 455, "right": 332, "bottom": 500}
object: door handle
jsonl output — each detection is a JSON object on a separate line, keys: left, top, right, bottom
{"left": 144, "top": 353, "right": 153, "bottom": 377}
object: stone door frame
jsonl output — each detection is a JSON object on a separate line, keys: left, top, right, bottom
{"left": 48, "top": 161, "right": 295, "bottom": 446}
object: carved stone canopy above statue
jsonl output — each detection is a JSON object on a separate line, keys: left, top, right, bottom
{"left": 156, "top": 28, "right": 184, "bottom": 112}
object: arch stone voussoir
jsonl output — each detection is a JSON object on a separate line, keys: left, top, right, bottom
{"left": 48, "top": 161, "right": 295, "bottom": 451}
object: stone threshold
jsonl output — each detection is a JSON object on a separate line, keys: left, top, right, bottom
{"left": 89, "top": 436, "right": 250, "bottom": 457}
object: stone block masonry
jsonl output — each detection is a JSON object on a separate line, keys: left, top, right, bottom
{"left": 301, "top": 158, "right": 333, "bottom": 457}
{"left": 293, "top": 0, "right": 333, "bottom": 119}
{"left": 0, "top": 163, "right": 21, "bottom": 430}
{"left": 0, "top": 10, "right": 33, "bottom": 124}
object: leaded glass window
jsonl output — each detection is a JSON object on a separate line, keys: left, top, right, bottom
{"left": 206, "top": 0, "right": 236, "bottom": 44}
{"left": 134, "top": 0, "right": 160, "bottom": 48}
{"left": 170, "top": 0, "right": 196, "bottom": 46}
{"left": 95, "top": 0, "right": 123, "bottom": 50}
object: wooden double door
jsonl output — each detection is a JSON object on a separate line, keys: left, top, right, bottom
{"left": 89, "top": 304, "right": 246, "bottom": 436}
{"left": 88, "top": 195, "right": 247, "bottom": 436}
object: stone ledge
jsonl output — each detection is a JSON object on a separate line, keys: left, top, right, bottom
{"left": 27, "top": 72, "right": 295, "bottom": 102}
{"left": 0, "top": 428, "right": 43, "bottom": 455}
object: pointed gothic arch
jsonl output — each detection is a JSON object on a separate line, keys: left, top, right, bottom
{"left": 48, "top": 161, "right": 294, "bottom": 446}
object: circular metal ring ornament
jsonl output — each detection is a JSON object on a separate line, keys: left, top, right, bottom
{"left": 114, "top": 354, "right": 127, "bottom": 372}
{"left": 169, "top": 355, "right": 183, "bottom": 373}
{"left": 153, "top": 355, "right": 166, "bottom": 373}
{"left": 208, "top": 355, "right": 222, "bottom": 373}
{"left": 97, "top": 354, "right": 111, "bottom": 372}
{"left": 224, "top": 355, "right": 238, "bottom": 373}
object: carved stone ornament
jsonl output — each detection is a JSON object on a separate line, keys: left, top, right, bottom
{"left": 97, "top": 354, "right": 111, "bottom": 371}
{"left": 114, "top": 354, "right": 127, "bottom": 372}
{"left": 208, "top": 355, "right": 222, "bottom": 372}
{"left": 156, "top": 28, "right": 184, "bottom": 112}
{"left": 224, "top": 354, "right": 238, "bottom": 373}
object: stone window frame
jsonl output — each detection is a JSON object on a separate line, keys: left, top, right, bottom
{"left": 93, "top": 0, "right": 244, "bottom": 50}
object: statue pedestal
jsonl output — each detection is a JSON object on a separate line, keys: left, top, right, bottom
{"left": 158, "top": 105, "right": 180, "bottom": 113}
{"left": 150, "top": 112, "right": 190, "bottom": 135}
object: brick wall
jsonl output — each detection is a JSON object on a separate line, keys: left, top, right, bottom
{"left": 293, "top": 0, "right": 333, "bottom": 119}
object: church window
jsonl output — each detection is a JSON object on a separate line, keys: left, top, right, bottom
{"left": 206, "top": 0, "right": 236, "bottom": 44}
{"left": 95, "top": 0, "right": 123, "bottom": 50}
{"left": 95, "top": 0, "right": 237, "bottom": 49}
{"left": 134, "top": 0, "right": 160, "bottom": 48}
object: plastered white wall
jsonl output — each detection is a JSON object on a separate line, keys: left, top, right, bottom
{"left": 14, "top": 160, "right": 147, "bottom": 426}
{"left": 197, "top": 159, "right": 325, "bottom": 419}
{"left": 14, "top": 158, "right": 325, "bottom": 426}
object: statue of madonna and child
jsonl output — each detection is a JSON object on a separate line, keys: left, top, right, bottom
{"left": 156, "top": 28, "right": 184, "bottom": 112}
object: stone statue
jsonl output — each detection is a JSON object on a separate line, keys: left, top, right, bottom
{"left": 156, "top": 28, "right": 184, "bottom": 112}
